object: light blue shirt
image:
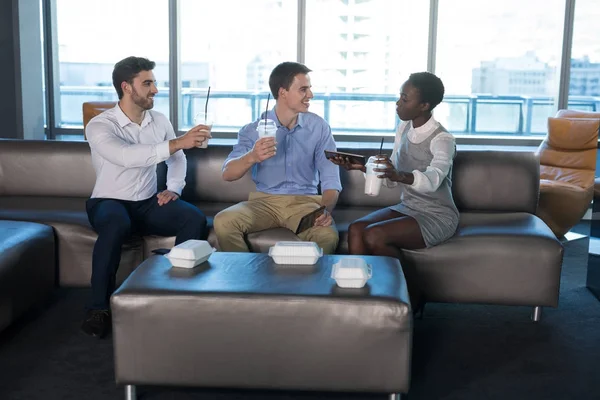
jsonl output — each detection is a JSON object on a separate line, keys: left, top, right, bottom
{"left": 224, "top": 109, "right": 342, "bottom": 195}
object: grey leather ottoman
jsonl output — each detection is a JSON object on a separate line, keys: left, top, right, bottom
{"left": 0, "top": 220, "right": 55, "bottom": 333}
{"left": 111, "top": 252, "right": 412, "bottom": 399}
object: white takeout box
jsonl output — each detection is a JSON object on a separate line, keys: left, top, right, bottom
{"left": 268, "top": 241, "right": 323, "bottom": 265}
{"left": 331, "top": 257, "right": 372, "bottom": 288}
{"left": 165, "top": 239, "right": 215, "bottom": 268}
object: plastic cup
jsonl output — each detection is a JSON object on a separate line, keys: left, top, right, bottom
{"left": 193, "top": 112, "right": 213, "bottom": 148}
{"left": 257, "top": 119, "right": 277, "bottom": 138}
{"left": 364, "top": 156, "right": 386, "bottom": 196}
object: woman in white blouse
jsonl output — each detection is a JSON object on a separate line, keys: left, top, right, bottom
{"left": 331, "top": 72, "right": 459, "bottom": 308}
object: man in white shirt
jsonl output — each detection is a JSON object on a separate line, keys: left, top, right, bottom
{"left": 82, "top": 56, "right": 210, "bottom": 338}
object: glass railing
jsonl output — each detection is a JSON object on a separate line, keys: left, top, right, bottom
{"left": 59, "top": 86, "right": 600, "bottom": 137}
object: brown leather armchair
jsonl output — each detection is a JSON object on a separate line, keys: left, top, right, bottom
{"left": 82, "top": 101, "right": 117, "bottom": 138}
{"left": 535, "top": 110, "right": 600, "bottom": 237}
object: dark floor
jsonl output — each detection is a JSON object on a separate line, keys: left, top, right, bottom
{"left": 0, "top": 230, "right": 599, "bottom": 400}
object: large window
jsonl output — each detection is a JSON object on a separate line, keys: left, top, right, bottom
{"left": 179, "top": 0, "right": 297, "bottom": 131}
{"left": 42, "top": 0, "right": 593, "bottom": 142}
{"left": 569, "top": 0, "right": 600, "bottom": 112}
{"left": 305, "top": 0, "right": 429, "bottom": 137}
{"left": 436, "top": 0, "right": 565, "bottom": 136}
{"left": 53, "top": 0, "right": 169, "bottom": 127}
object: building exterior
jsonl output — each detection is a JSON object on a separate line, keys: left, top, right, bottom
{"left": 471, "top": 52, "right": 556, "bottom": 96}
{"left": 570, "top": 56, "right": 600, "bottom": 96}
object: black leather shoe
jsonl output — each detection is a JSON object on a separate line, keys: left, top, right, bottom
{"left": 81, "top": 309, "right": 111, "bottom": 338}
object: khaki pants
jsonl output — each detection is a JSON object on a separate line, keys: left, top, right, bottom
{"left": 213, "top": 192, "right": 339, "bottom": 254}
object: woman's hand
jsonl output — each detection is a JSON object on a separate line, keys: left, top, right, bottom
{"left": 329, "top": 155, "right": 366, "bottom": 172}
{"left": 373, "top": 155, "right": 411, "bottom": 183}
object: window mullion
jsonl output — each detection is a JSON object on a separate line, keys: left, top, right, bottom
{"left": 297, "top": 0, "right": 306, "bottom": 63}
{"left": 169, "top": 0, "right": 181, "bottom": 132}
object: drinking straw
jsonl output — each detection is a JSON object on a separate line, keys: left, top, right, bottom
{"left": 264, "top": 93, "right": 270, "bottom": 126}
{"left": 379, "top": 137, "right": 384, "bottom": 154}
{"left": 204, "top": 86, "right": 211, "bottom": 123}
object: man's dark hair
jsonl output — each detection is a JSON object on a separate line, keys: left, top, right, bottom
{"left": 269, "top": 62, "right": 312, "bottom": 99}
{"left": 112, "top": 56, "right": 156, "bottom": 99}
{"left": 407, "top": 72, "right": 445, "bottom": 111}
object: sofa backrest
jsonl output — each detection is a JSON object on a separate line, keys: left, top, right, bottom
{"left": 452, "top": 150, "right": 539, "bottom": 213}
{"left": 157, "top": 146, "right": 256, "bottom": 203}
{"left": 0, "top": 139, "right": 256, "bottom": 202}
{"left": 0, "top": 139, "right": 96, "bottom": 197}
{"left": 0, "top": 139, "right": 539, "bottom": 213}
{"left": 321, "top": 147, "right": 540, "bottom": 214}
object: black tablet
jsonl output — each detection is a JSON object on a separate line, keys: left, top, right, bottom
{"left": 296, "top": 206, "right": 326, "bottom": 234}
{"left": 324, "top": 150, "right": 367, "bottom": 166}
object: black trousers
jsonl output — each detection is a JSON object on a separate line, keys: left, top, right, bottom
{"left": 86, "top": 195, "right": 207, "bottom": 310}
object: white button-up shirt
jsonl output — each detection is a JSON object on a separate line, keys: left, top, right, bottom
{"left": 85, "top": 105, "right": 186, "bottom": 201}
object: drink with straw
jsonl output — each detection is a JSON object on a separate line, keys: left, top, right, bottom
{"left": 364, "top": 138, "right": 387, "bottom": 196}
{"left": 256, "top": 93, "right": 277, "bottom": 138}
{"left": 257, "top": 119, "right": 277, "bottom": 137}
{"left": 193, "top": 87, "right": 212, "bottom": 148}
{"left": 364, "top": 156, "right": 387, "bottom": 196}
{"left": 193, "top": 112, "right": 213, "bottom": 148}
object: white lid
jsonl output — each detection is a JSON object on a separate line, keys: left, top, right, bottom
{"left": 257, "top": 118, "right": 276, "bottom": 125}
{"left": 168, "top": 239, "right": 213, "bottom": 260}
{"left": 269, "top": 241, "right": 322, "bottom": 257}
{"left": 257, "top": 119, "right": 277, "bottom": 128}
{"left": 331, "top": 257, "right": 372, "bottom": 279}
{"left": 366, "top": 156, "right": 386, "bottom": 168}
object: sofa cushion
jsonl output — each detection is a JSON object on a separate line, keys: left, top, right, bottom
{"left": 0, "top": 196, "right": 141, "bottom": 287}
{"left": 545, "top": 117, "right": 599, "bottom": 152}
{"left": 399, "top": 212, "right": 563, "bottom": 306}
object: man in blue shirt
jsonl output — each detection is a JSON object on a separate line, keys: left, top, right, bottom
{"left": 214, "top": 62, "right": 342, "bottom": 254}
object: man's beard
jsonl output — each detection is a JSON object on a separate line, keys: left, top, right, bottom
{"left": 132, "top": 87, "right": 154, "bottom": 110}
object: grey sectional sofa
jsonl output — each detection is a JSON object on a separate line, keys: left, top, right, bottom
{"left": 0, "top": 138, "right": 563, "bottom": 332}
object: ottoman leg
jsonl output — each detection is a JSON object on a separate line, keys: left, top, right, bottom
{"left": 531, "top": 306, "right": 543, "bottom": 322}
{"left": 125, "top": 385, "right": 136, "bottom": 400}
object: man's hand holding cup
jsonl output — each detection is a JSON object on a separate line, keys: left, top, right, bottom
{"left": 250, "top": 137, "right": 277, "bottom": 163}
{"left": 191, "top": 112, "right": 213, "bottom": 149}
{"left": 177, "top": 124, "right": 212, "bottom": 149}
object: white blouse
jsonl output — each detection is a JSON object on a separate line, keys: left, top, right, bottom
{"left": 386, "top": 116, "right": 456, "bottom": 193}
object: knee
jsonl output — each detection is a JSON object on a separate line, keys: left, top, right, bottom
{"left": 96, "top": 217, "right": 131, "bottom": 239}
{"left": 185, "top": 207, "right": 207, "bottom": 229}
{"left": 363, "top": 225, "right": 385, "bottom": 251}
{"left": 348, "top": 220, "right": 366, "bottom": 238}
{"left": 184, "top": 207, "right": 207, "bottom": 239}
{"left": 213, "top": 209, "right": 238, "bottom": 232}
{"left": 315, "top": 227, "right": 339, "bottom": 254}
{"left": 322, "top": 227, "right": 339, "bottom": 245}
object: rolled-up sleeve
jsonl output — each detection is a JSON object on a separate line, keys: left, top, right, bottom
{"left": 411, "top": 133, "right": 455, "bottom": 193}
{"left": 164, "top": 121, "right": 187, "bottom": 195}
{"left": 223, "top": 123, "right": 255, "bottom": 170}
{"left": 86, "top": 119, "right": 170, "bottom": 168}
{"left": 315, "top": 123, "right": 342, "bottom": 192}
